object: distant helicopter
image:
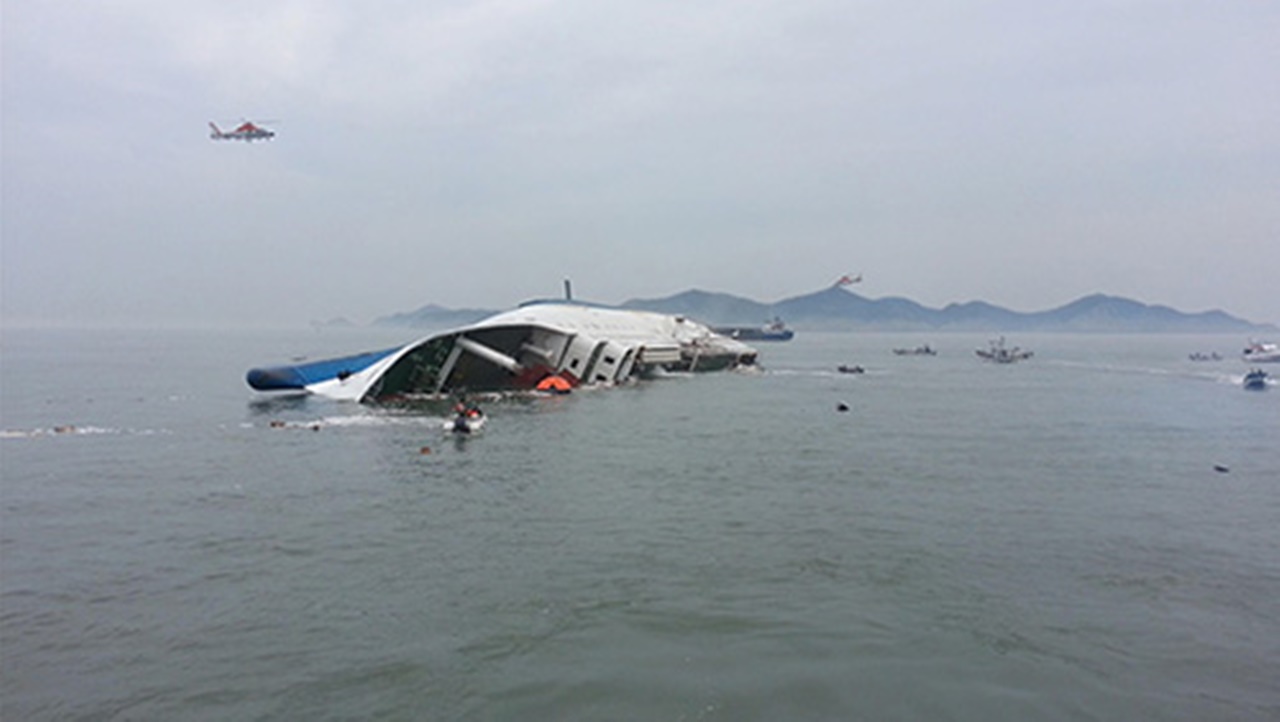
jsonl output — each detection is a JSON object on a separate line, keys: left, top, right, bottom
{"left": 209, "top": 120, "right": 275, "bottom": 142}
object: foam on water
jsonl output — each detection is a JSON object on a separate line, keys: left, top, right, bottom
{"left": 255, "top": 413, "right": 447, "bottom": 430}
{"left": 0, "top": 425, "right": 173, "bottom": 439}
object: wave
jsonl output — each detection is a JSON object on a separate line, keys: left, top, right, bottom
{"left": 252, "top": 413, "right": 447, "bottom": 431}
{"left": 1049, "top": 359, "right": 1253, "bottom": 386}
{"left": 0, "top": 425, "right": 173, "bottom": 439}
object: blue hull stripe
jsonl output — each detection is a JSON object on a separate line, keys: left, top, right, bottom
{"left": 246, "top": 347, "right": 399, "bottom": 391}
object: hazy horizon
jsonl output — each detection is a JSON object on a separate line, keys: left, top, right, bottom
{"left": 3, "top": 1, "right": 1277, "bottom": 328}
{"left": 1, "top": 284, "right": 1273, "bottom": 332}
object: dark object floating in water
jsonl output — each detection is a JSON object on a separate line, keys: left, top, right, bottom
{"left": 1213, "top": 465, "right": 1230, "bottom": 473}
{"left": 836, "top": 402, "right": 850, "bottom": 412}
{"left": 893, "top": 345, "right": 936, "bottom": 356}
{"left": 837, "top": 365, "right": 864, "bottom": 374}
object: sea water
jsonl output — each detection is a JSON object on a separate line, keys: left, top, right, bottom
{"left": 2, "top": 327, "right": 1277, "bottom": 721}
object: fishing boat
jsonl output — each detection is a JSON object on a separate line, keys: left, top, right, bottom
{"left": 1242, "top": 340, "right": 1280, "bottom": 363}
{"left": 1243, "top": 369, "right": 1269, "bottom": 391}
{"left": 976, "top": 337, "right": 1033, "bottom": 364}
{"left": 712, "top": 317, "right": 794, "bottom": 342}
{"left": 246, "top": 301, "right": 759, "bottom": 403}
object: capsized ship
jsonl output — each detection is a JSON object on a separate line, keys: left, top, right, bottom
{"left": 246, "top": 301, "right": 759, "bottom": 403}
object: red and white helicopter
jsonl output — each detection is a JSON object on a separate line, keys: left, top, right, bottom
{"left": 209, "top": 120, "right": 275, "bottom": 142}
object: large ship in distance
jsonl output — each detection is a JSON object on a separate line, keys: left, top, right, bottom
{"left": 712, "top": 317, "right": 794, "bottom": 342}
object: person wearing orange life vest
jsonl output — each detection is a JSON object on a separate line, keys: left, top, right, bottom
{"left": 453, "top": 398, "right": 483, "bottom": 419}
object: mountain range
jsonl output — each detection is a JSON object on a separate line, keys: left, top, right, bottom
{"left": 374, "top": 288, "right": 1274, "bottom": 333}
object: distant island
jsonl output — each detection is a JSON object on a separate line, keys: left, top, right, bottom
{"left": 374, "top": 288, "right": 1275, "bottom": 334}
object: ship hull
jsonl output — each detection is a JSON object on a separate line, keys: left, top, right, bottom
{"left": 247, "top": 302, "right": 758, "bottom": 403}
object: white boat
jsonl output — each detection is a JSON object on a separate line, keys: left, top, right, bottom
{"left": 1242, "top": 340, "right": 1280, "bottom": 363}
{"left": 975, "top": 337, "right": 1033, "bottom": 364}
{"left": 247, "top": 301, "right": 759, "bottom": 403}
{"left": 443, "top": 413, "right": 487, "bottom": 434}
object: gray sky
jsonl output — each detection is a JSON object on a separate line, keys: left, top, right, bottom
{"left": 3, "top": 0, "right": 1277, "bottom": 328}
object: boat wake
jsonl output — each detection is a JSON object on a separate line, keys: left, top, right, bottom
{"left": 1049, "top": 359, "right": 1246, "bottom": 386}
{"left": 768, "top": 368, "right": 882, "bottom": 378}
{"left": 3, "top": 414, "right": 461, "bottom": 440}
{"left": 1, "top": 425, "right": 172, "bottom": 439}
{"left": 250, "top": 413, "right": 450, "bottom": 431}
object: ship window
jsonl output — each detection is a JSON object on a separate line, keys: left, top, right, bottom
{"left": 604, "top": 356, "right": 616, "bottom": 364}
{"left": 570, "top": 359, "right": 580, "bottom": 369}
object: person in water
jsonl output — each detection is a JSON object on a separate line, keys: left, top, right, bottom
{"left": 453, "top": 399, "right": 483, "bottom": 419}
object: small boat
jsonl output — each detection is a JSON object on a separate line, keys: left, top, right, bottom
{"left": 837, "top": 364, "right": 865, "bottom": 374}
{"left": 1243, "top": 369, "right": 1269, "bottom": 391}
{"left": 1242, "top": 340, "right": 1280, "bottom": 363}
{"left": 444, "top": 410, "right": 486, "bottom": 434}
{"left": 1187, "top": 352, "right": 1222, "bottom": 362}
{"left": 976, "top": 337, "right": 1033, "bottom": 364}
{"left": 893, "top": 344, "right": 937, "bottom": 356}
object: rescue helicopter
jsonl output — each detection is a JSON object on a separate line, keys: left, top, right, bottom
{"left": 209, "top": 120, "right": 275, "bottom": 142}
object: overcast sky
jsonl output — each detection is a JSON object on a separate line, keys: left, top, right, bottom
{"left": 3, "top": 0, "right": 1277, "bottom": 328}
